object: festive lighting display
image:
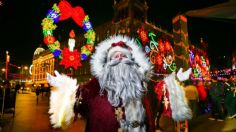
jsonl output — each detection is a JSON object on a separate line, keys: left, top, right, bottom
{"left": 210, "top": 68, "right": 236, "bottom": 80}
{"left": 189, "top": 45, "right": 211, "bottom": 80}
{"left": 60, "top": 48, "right": 81, "bottom": 69}
{"left": 41, "top": 0, "right": 95, "bottom": 69}
{"left": 136, "top": 27, "right": 176, "bottom": 73}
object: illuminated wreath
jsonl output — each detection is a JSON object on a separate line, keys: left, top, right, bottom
{"left": 41, "top": 0, "right": 95, "bottom": 69}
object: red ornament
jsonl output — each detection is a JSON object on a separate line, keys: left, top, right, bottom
{"left": 156, "top": 54, "right": 163, "bottom": 66}
{"left": 85, "top": 44, "right": 94, "bottom": 52}
{"left": 206, "top": 58, "right": 209, "bottom": 65}
{"left": 60, "top": 48, "right": 82, "bottom": 69}
{"left": 195, "top": 54, "right": 200, "bottom": 63}
{"left": 164, "top": 41, "right": 172, "bottom": 52}
{"left": 44, "top": 36, "right": 55, "bottom": 45}
{"left": 58, "top": 0, "right": 85, "bottom": 27}
{"left": 158, "top": 40, "right": 165, "bottom": 52}
{"left": 137, "top": 27, "right": 149, "bottom": 45}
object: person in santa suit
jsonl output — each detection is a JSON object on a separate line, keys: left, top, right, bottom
{"left": 47, "top": 35, "right": 192, "bottom": 132}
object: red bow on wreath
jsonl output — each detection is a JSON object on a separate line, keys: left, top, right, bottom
{"left": 58, "top": 0, "right": 85, "bottom": 27}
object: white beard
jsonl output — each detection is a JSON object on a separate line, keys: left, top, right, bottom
{"left": 98, "top": 58, "right": 147, "bottom": 132}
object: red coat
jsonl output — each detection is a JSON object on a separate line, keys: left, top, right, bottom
{"left": 74, "top": 77, "right": 155, "bottom": 132}
{"left": 197, "top": 84, "right": 207, "bottom": 101}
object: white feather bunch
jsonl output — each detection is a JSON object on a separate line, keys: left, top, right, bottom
{"left": 47, "top": 71, "right": 79, "bottom": 128}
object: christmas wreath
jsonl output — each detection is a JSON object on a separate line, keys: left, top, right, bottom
{"left": 41, "top": 0, "right": 95, "bottom": 69}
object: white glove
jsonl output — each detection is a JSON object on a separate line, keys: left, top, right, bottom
{"left": 176, "top": 68, "right": 192, "bottom": 82}
{"left": 47, "top": 71, "right": 64, "bottom": 88}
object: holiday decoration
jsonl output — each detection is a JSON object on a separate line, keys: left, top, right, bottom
{"left": 41, "top": 0, "right": 96, "bottom": 69}
{"left": 136, "top": 27, "right": 176, "bottom": 73}
{"left": 189, "top": 45, "right": 211, "bottom": 80}
{"left": 137, "top": 27, "right": 149, "bottom": 45}
{"left": 60, "top": 48, "right": 81, "bottom": 69}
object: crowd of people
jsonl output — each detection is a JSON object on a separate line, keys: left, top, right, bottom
{"left": 184, "top": 76, "right": 236, "bottom": 121}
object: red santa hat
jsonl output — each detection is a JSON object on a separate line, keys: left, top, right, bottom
{"left": 107, "top": 41, "right": 132, "bottom": 60}
{"left": 90, "top": 35, "right": 151, "bottom": 78}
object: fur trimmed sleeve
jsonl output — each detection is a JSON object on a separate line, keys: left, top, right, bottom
{"left": 164, "top": 73, "right": 192, "bottom": 121}
{"left": 47, "top": 71, "right": 78, "bottom": 129}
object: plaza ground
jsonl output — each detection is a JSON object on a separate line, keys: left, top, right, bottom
{"left": 0, "top": 92, "right": 236, "bottom": 132}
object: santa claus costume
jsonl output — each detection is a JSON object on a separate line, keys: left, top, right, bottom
{"left": 47, "top": 35, "right": 192, "bottom": 132}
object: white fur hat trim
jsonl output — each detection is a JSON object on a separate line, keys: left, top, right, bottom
{"left": 90, "top": 34, "right": 151, "bottom": 78}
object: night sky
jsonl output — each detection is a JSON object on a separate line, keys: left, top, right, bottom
{"left": 0, "top": 0, "right": 235, "bottom": 69}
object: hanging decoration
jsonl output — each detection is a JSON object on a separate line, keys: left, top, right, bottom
{"left": 41, "top": 0, "right": 96, "bottom": 69}
{"left": 136, "top": 27, "right": 176, "bottom": 73}
{"left": 189, "top": 45, "right": 211, "bottom": 80}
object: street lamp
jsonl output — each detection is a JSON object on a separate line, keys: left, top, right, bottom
{"left": 24, "top": 66, "right": 28, "bottom": 70}
{"left": 1, "top": 68, "right": 6, "bottom": 83}
{"left": 19, "top": 65, "right": 28, "bottom": 84}
{"left": 1, "top": 68, "right": 6, "bottom": 72}
{"left": 24, "top": 66, "right": 28, "bottom": 82}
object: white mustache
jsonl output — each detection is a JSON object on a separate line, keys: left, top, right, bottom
{"left": 108, "top": 58, "right": 134, "bottom": 66}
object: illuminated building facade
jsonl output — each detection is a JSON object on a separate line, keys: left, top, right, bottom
{"left": 32, "top": 47, "right": 55, "bottom": 87}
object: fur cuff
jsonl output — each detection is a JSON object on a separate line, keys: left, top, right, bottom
{"left": 164, "top": 73, "right": 192, "bottom": 121}
{"left": 47, "top": 71, "right": 79, "bottom": 128}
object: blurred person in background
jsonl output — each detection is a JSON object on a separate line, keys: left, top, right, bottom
{"left": 184, "top": 79, "right": 199, "bottom": 118}
{"left": 197, "top": 80, "right": 207, "bottom": 115}
{"left": 208, "top": 77, "right": 225, "bottom": 121}
{"left": 3, "top": 81, "right": 11, "bottom": 109}
{"left": 224, "top": 77, "right": 236, "bottom": 119}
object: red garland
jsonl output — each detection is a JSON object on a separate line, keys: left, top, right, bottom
{"left": 60, "top": 48, "right": 82, "bottom": 69}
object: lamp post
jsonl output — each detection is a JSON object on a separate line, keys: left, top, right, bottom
{"left": 2, "top": 51, "right": 9, "bottom": 117}
{"left": 20, "top": 65, "right": 28, "bottom": 82}
{"left": 23, "top": 66, "right": 28, "bottom": 83}
{"left": 5, "top": 51, "right": 10, "bottom": 80}
{"left": 19, "top": 65, "right": 28, "bottom": 93}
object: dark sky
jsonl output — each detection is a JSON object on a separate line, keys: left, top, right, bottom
{"left": 0, "top": 0, "right": 235, "bottom": 69}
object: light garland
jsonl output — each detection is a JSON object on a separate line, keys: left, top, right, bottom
{"left": 136, "top": 27, "right": 176, "bottom": 72}
{"left": 41, "top": 1, "right": 95, "bottom": 69}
